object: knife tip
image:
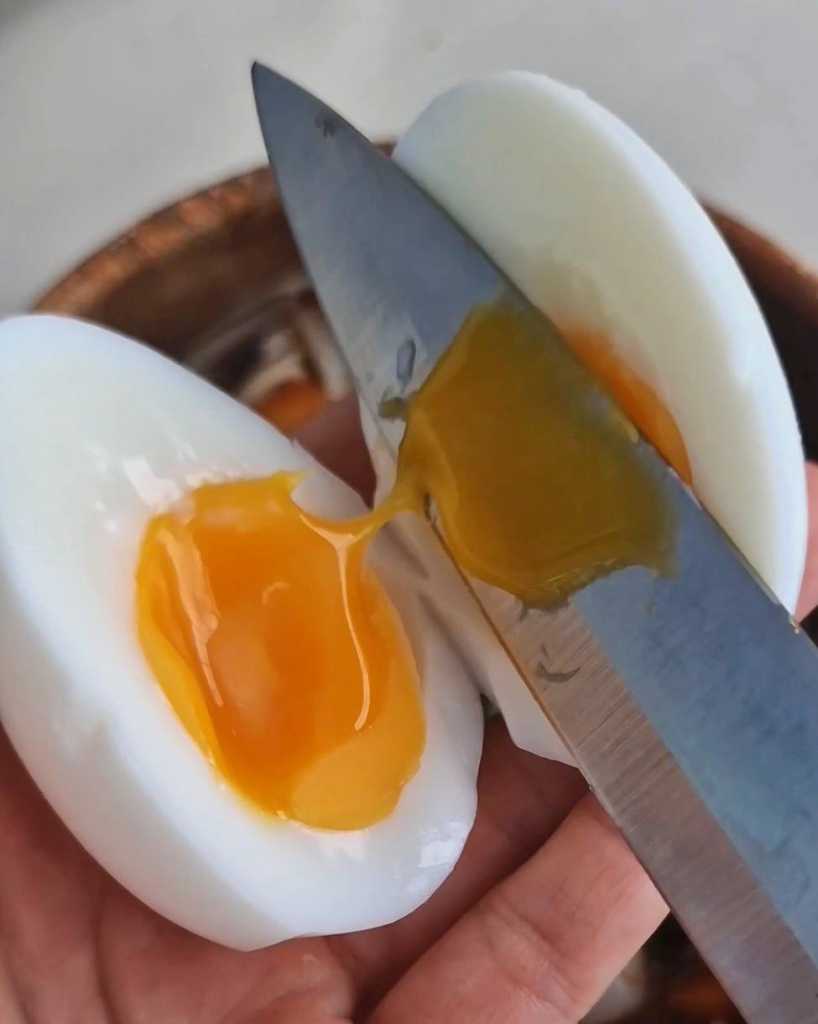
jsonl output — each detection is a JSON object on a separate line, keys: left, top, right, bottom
{"left": 250, "top": 63, "right": 292, "bottom": 133}
{"left": 250, "top": 63, "right": 309, "bottom": 112}
{"left": 251, "top": 60, "right": 272, "bottom": 91}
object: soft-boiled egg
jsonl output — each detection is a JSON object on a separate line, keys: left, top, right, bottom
{"left": 0, "top": 68, "right": 807, "bottom": 950}
{"left": 384, "top": 70, "right": 806, "bottom": 761}
{"left": 0, "top": 314, "right": 484, "bottom": 949}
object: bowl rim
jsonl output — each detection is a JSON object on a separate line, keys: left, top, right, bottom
{"left": 33, "top": 163, "right": 818, "bottom": 333}
{"left": 33, "top": 167, "right": 278, "bottom": 317}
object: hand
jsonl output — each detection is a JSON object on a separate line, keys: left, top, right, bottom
{"left": 1, "top": 400, "right": 817, "bottom": 1024}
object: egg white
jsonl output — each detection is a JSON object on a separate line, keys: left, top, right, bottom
{"left": 391, "top": 70, "right": 807, "bottom": 762}
{"left": 0, "top": 314, "right": 484, "bottom": 950}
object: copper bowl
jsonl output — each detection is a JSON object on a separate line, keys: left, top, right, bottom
{"left": 34, "top": 167, "right": 376, "bottom": 497}
{"left": 33, "top": 166, "right": 818, "bottom": 460}
{"left": 32, "top": 165, "right": 818, "bottom": 1024}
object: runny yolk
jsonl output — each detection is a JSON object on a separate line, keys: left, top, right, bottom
{"left": 136, "top": 474, "right": 424, "bottom": 830}
{"left": 136, "top": 298, "right": 685, "bottom": 830}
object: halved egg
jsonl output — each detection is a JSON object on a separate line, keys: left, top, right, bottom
{"left": 0, "top": 314, "right": 484, "bottom": 949}
{"left": 386, "top": 70, "right": 806, "bottom": 761}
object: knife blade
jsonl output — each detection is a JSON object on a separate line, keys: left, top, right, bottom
{"left": 252, "top": 63, "right": 818, "bottom": 1022}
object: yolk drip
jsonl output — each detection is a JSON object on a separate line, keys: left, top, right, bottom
{"left": 136, "top": 474, "right": 424, "bottom": 830}
{"left": 136, "top": 299, "right": 685, "bottom": 829}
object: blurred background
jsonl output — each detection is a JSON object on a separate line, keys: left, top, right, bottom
{"left": 3, "top": 0, "right": 818, "bottom": 314}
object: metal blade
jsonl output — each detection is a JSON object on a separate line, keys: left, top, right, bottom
{"left": 253, "top": 64, "right": 818, "bottom": 1021}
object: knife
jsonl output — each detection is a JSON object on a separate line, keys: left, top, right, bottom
{"left": 252, "top": 64, "right": 818, "bottom": 1022}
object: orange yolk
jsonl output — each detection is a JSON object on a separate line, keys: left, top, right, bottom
{"left": 564, "top": 328, "right": 692, "bottom": 485}
{"left": 136, "top": 299, "right": 684, "bottom": 830}
{"left": 136, "top": 474, "right": 424, "bottom": 830}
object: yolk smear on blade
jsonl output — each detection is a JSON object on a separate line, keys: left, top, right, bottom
{"left": 392, "top": 301, "right": 678, "bottom": 607}
{"left": 136, "top": 298, "right": 682, "bottom": 829}
{"left": 136, "top": 473, "right": 424, "bottom": 831}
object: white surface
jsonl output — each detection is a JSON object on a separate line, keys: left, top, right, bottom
{"left": 2, "top": 0, "right": 818, "bottom": 314}
{"left": 0, "top": 314, "right": 484, "bottom": 949}
{"left": 393, "top": 71, "right": 806, "bottom": 758}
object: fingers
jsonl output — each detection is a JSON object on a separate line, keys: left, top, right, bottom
{"left": 369, "top": 795, "right": 666, "bottom": 1024}
{"left": 332, "top": 719, "right": 586, "bottom": 1006}
{"left": 370, "top": 453, "right": 818, "bottom": 1021}
{"left": 796, "top": 462, "right": 818, "bottom": 620}
{"left": 384, "top": 718, "right": 587, "bottom": 948}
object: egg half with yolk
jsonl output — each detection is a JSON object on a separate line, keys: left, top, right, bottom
{"left": 0, "top": 314, "right": 484, "bottom": 949}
